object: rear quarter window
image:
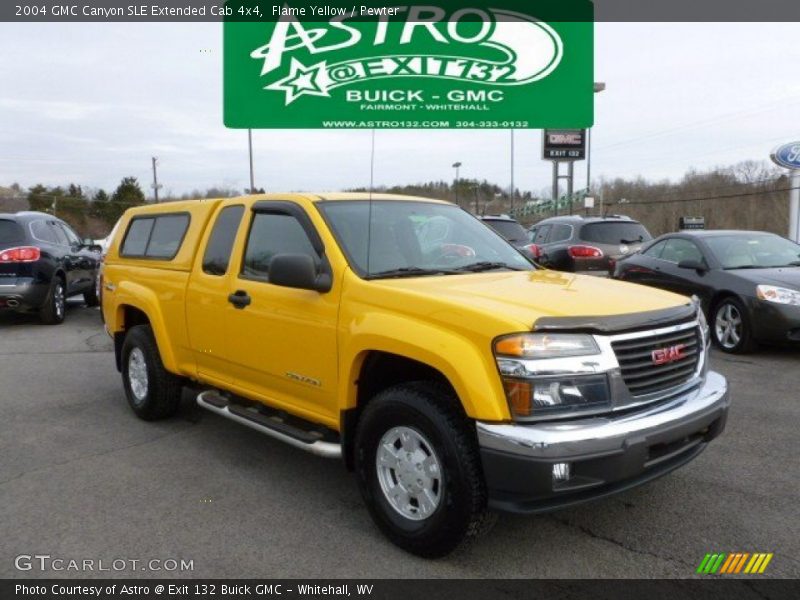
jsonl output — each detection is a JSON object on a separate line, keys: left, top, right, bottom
{"left": 121, "top": 213, "right": 190, "bottom": 259}
{"left": 0, "top": 219, "right": 24, "bottom": 245}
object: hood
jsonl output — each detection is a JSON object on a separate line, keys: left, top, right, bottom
{"left": 729, "top": 267, "right": 800, "bottom": 289}
{"left": 370, "top": 269, "right": 689, "bottom": 331}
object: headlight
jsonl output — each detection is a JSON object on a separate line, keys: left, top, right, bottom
{"left": 494, "top": 333, "right": 599, "bottom": 359}
{"left": 503, "top": 375, "right": 611, "bottom": 418}
{"left": 756, "top": 285, "right": 800, "bottom": 306}
{"left": 494, "top": 333, "right": 609, "bottom": 419}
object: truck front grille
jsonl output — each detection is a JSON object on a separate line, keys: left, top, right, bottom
{"left": 611, "top": 323, "right": 700, "bottom": 397}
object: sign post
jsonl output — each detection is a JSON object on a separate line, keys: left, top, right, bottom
{"left": 543, "top": 129, "right": 586, "bottom": 215}
{"left": 770, "top": 142, "right": 800, "bottom": 242}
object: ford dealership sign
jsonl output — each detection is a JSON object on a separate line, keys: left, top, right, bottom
{"left": 771, "top": 142, "right": 800, "bottom": 170}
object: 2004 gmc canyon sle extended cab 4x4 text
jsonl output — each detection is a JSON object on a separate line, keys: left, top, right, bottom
{"left": 102, "top": 193, "right": 729, "bottom": 557}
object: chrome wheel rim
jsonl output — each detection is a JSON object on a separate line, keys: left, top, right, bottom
{"left": 128, "top": 348, "right": 149, "bottom": 404}
{"left": 715, "top": 303, "right": 742, "bottom": 349}
{"left": 376, "top": 426, "right": 442, "bottom": 521}
{"left": 54, "top": 283, "right": 65, "bottom": 319}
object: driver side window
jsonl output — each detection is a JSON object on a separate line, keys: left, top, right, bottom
{"left": 242, "top": 212, "right": 317, "bottom": 280}
{"left": 661, "top": 238, "right": 704, "bottom": 264}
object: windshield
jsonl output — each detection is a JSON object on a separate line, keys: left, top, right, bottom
{"left": 705, "top": 234, "right": 800, "bottom": 269}
{"left": 483, "top": 219, "right": 528, "bottom": 243}
{"left": 318, "top": 200, "right": 533, "bottom": 278}
{"left": 581, "top": 222, "right": 652, "bottom": 245}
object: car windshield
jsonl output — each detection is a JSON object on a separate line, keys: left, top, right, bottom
{"left": 318, "top": 200, "right": 533, "bottom": 278}
{"left": 705, "top": 234, "right": 800, "bottom": 269}
{"left": 483, "top": 219, "right": 528, "bottom": 243}
{"left": 581, "top": 222, "right": 652, "bottom": 245}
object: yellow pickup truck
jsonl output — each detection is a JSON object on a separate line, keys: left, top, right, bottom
{"left": 102, "top": 193, "right": 729, "bottom": 557}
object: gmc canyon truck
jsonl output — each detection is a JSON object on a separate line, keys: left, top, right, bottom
{"left": 102, "top": 194, "right": 729, "bottom": 557}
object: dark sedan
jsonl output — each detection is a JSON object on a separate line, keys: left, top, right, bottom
{"left": 614, "top": 230, "right": 800, "bottom": 353}
{"left": 0, "top": 211, "right": 101, "bottom": 324}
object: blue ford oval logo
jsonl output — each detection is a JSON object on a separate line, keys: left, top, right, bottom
{"left": 771, "top": 142, "right": 800, "bottom": 170}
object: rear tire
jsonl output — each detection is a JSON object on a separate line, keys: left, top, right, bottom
{"left": 354, "top": 382, "right": 495, "bottom": 558}
{"left": 121, "top": 325, "right": 183, "bottom": 420}
{"left": 39, "top": 277, "right": 66, "bottom": 325}
{"left": 83, "top": 285, "right": 99, "bottom": 307}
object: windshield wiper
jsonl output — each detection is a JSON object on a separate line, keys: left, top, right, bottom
{"left": 454, "top": 261, "right": 525, "bottom": 273}
{"left": 620, "top": 237, "right": 644, "bottom": 244}
{"left": 724, "top": 265, "right": 766, "bottom": 270}
{"left": 366, "top": 267, "right": 459, "bottom": 279}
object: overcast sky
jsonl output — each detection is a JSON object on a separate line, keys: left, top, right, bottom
{"left": 1, "top": 22, "right": 799, "bottom": 197}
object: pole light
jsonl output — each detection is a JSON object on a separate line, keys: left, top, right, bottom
{"left": 452, "top": 161, "right": 462, "bottom": 206}
{"left": 586, "top": 82, "right": 606, "bottom": 209}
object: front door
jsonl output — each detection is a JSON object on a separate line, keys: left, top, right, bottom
{"left": 220, "top": 202, "right": 340, "bottom": 426}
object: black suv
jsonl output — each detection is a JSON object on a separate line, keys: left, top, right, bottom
{"left": 528, "top": 215, "right": 653, "bottom": 275}
{"left": 479, "top": 215, "right": 537, "bottom": 259}
{"left": 0, "top": 211, "right": 101, "bottom": 324}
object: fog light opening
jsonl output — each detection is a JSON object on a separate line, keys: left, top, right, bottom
{"left": 552, "top": 462, "right": 572, "bottom": 483}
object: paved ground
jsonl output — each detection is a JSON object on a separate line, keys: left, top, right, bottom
{"left": 1, "top": 303, "right": 798, "bottom": 579}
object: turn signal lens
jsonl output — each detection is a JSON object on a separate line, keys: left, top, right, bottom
{"left": 503, "top": 380, "right": 533, "bottom": 417}
{"left": 494, "top": 333, "right": 599, "bottom": 359}
{"left": 0, "top": 246, "right": 40, "bottom": 263}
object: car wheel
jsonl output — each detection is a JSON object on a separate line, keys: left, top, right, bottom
{"left": 39, "top": 277, "right": 66, "bottom": 325}
{"left": 83, "top": 284, "right": 99, "bottom": 307}
{"left": 712, "top": 297, "right": 756, "bottom": 353}
{"left": 121, "top": 325, "right": 183, "bottom": 420}
{"left": 354, "top": 382, "right": 495, "bottom": 558}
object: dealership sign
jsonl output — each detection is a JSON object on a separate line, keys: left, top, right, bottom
{"left": 223, "top": 1, "right": 593, "bottom": 129}
{"left": 542, "top": 129, "right": 586, "bottom": 160}
{"left": 770, "top": 142, "right": 800, "bottom": 170}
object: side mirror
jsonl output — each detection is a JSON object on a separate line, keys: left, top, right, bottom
{"left": 678, "top": 259, "right": 707, "bottom": 272}
{"left": 269, "top": 253, "right": 332, "bottom": 293}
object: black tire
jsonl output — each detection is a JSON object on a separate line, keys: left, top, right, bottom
{"left": 121, "top": 325, "right": 183, "bottom": 420}
{"left": 39, "top": 276, "right": 66, "bottom": 325}
{"left": 711, "top": 296, "right": 757, "bottom": 354}
{"left": 354, "top": 382, "right": 495, "bottom": 558}
{"left": 83, "top": 284, "right": 99, "bottom": 307}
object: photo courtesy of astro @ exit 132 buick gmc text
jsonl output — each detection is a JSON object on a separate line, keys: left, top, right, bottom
{"left": 1, "top": 1, "right": 800, "bottom": 599}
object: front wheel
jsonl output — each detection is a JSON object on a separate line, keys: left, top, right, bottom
{"left": 121, "top": 325, "right": 183, "bottom": 420}
{"left": 354, "top": 382, "right": 495, "bottom": 557}
{"left": 712, "top": 297, "right": 756, "bottom": 353}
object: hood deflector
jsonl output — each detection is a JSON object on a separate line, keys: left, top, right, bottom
{"left": 533, "top": 303, "right": 695, "bottom": 334}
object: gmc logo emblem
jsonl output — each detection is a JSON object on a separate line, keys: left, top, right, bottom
{"left": 651, "top": 344, "right": 686, "bottom": 365}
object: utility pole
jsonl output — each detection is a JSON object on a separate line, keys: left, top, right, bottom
{"left": 248, "top": 129, "right": 255, "bottom": 193}
{"left": 151, "top": 157, "right": 162, "bottom": 203}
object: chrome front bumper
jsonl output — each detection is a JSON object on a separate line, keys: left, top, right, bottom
{"left": 476, "top": 371, "right": 729, "bottom": 512}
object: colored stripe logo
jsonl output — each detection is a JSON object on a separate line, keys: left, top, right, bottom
{"left": 697, "top": 552, "right": 773, "bottom": 574}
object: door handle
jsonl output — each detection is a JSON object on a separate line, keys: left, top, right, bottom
{"left": 228, "top": 290, "right": 251, "bottom": 309}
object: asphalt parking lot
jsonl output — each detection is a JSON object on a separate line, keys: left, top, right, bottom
{"left": 1, "top": 302, "right": 798, "bottom": 579}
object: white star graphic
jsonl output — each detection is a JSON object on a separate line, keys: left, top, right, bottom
{"left": 265, "top": 58, "right": 330, "bottom": 105}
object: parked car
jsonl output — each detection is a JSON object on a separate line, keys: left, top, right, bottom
{"left": 0, "top": 211, "right": 101, "bottom": 324}
{"left": 479, "top": 214, "right": 537, "bottom": 259}
{"left": 613, "top": 230, "right": 800, "bottom": 353}
{"left": 102, "top": 194, "right": 728, "bottom": 557}
{"left": 528, "top": 215, "right": 653, "bottom": 275}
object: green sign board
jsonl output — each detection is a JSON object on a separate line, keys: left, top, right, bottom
{"left": 224, "top": 1, "right": 593, "bottom": 129}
